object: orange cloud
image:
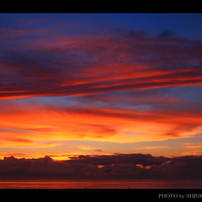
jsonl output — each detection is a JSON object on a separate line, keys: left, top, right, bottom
{"left": 182, "top": 144, "right": 202, "bottom": 149}
{"left": 135, "top": 146, "right": 170, "bottom": 150}
{"left": 0, "top": 102, "right": 201, "bottom": 151}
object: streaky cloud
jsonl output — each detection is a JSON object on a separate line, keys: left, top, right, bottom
{"left": 0, "top": 29, "right": 202, "bottom": 100}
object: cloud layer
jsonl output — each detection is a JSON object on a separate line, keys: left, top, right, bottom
{"left": 0, "top": 15, "right": 202, "bottom": 159}
{"left": 0, "top": 29, "right": 202, "bottom": 99}
{"left": 0, "top": 154, "right": 202, "bottom": 179}
{"left": 0, "top": 100, "right": 201, "bottom": 147}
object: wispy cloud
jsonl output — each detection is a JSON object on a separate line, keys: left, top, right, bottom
{"left": 0, "top": 29, "right": 202, "bottom": 99}
{"left": 0, "top": 101, "right": 201, "bottom": 149}
{"left": 134, "top": 146, "right": 170, "bottom": 150}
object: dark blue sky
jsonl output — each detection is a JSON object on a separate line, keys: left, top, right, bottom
{"left": 1, "top": 13, "right": 202, "bottom": 38}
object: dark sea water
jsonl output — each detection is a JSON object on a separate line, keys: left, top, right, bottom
{"left": 0, "top": 179, "right": 202, "bottom": 189}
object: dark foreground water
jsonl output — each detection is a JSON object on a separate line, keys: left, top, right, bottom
{"left": 0, "top": 179, "right": 202, "bottom": 189}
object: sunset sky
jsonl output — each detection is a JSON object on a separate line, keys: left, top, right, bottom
{"left": 0, "top": 13, "right": 202, "bottom": 160}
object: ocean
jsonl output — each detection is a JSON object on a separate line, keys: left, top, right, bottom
{"left": 0, "top": 179, "right": 202, "bottom": 189}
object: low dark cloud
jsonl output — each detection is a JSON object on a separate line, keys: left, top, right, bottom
{"left": 67, "top": 153, "right": 169, "bottom": 166}
{"left": 0, "top": 156, "right": 94, "bottom": 179}
{"left": 1, "top": 154, "right": 202, "bottom": 179}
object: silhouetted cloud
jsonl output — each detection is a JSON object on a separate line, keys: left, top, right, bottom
{"left": 1, "top": 154, "right": 202, "bottom": 179}
{"left": 150, "top": 156, "right": 202, "bottom": 179}
{"left": 67, "top": 153, "right": 169, "bottom": 166}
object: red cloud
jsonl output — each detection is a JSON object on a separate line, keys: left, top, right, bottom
{"left": 0, "top": 136, "right": 33, "bottom": 143}
{"left": 0, "top": 29, "right": 202, "bottom": 100}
